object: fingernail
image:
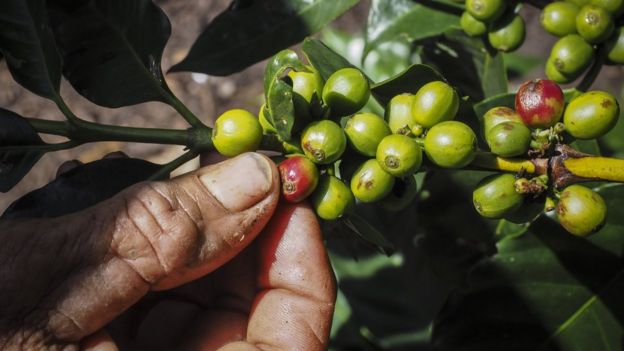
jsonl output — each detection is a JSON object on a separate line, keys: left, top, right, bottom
{"left": 200, "top": 153, "right": 274, "bottom": 212}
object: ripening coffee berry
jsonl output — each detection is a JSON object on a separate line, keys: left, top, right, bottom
{"left": 590, "top": 0, "right": 624, "bottom": 16}
{"left": 563, "top": 91, "right": 620, "bottom": 139}
{"left": 466, "top": 0, "right": 506, "bottom": 22}
{"left": 486, "top": 121, "right": 531, "bottom": 157}
{"left": 461, "top": 11, "right": 488, "bottom": 37}
{"left": 424, "top": 121, "right": 477, "bottom": 168}
{"left": 515, "top": 79, "right": 565, "bottom": 128}
{"left": 258, "top": 104, "right": 277, "bottom": 134}
{"left": 576, "top": 5, "right": 614, "bottom": 44}
{"left": 381, "top": 175, "right": 418, "bottom": 212}
{"left": 488, "top": 15, "right": 526, "bottom": 52}
{"left": 312, "top": 175, "right": 355, "bottom": 220}
{"left": 322, "top": 67, "right": 370, "bottom": 117}
{"left": 376, "top": 134, "right": 423, "bottom": 177}
{"left": 541, "top": 2, "right": 580, "bottom": 37}
{"left": 212, "top": 109, "right": 263, "bottom": 157}
{"left": 344, "top": 112, "right": 391, "bottom": 157}
{"left": 556, "top": 184, "right": 607, "bottom": 236}
{"left": 289, "top": 66, "right": 324, "bottom": 122}
{"left": 412, "top": 81, "right": 459, "bottom": 128}
{"left": 278, "top": 156, "right": 320, "bottom": 203}
{"left": 386, "top": 93, "right": 419, "bottom": 135}
{"left": 473, "top": 174, "right": 524, "bottom": 219}
{"left": 301, "top": 120, "right": 346, "bottom": 164}
{"left": 482, "top": 106, "right": 524, "bottom": 137}
{"left": 606, "top": 27, "right": 624, "bottom": 64}
{"left": 350, "top": 159, "right": 395, "bottom": 203}
{"left": 550, "top": 34, "right": 594, "bottom": 80}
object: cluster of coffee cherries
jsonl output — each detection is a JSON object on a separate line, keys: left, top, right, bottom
{"left": 473, "top": 79, "right": 619, "bottom": 236}
{"left": 459, "top": 0, "right": 526, "bottom": 52}
{"left": 541, "top": 0, "right": 624, "bottom": 83}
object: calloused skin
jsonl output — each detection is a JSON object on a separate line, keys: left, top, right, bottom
{"left": 0, "top": 152, "right": 336, "bottom": 351}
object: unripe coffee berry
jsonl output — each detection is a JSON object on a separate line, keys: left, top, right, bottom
{"left": 212, "top": 109, "right": 263, "bottom": 157}
{"left": 576, "top": 5, "right": 614, "bottom": 44}
{"left": 344, "top": 112, "right": 391, "bottom": 157}
{"left": 565, "top": 0, "right": 590, "bottom": 6}
{"left": 473, "top": 174, "right": 524, "bottom": 219}
{"left": 424, "top": 121, "right": 477, "bottom": 168}
{"left": 486, "top": 121, "right": 531, "bottom": 157}
{"left": 488, "top": 15, "right": 526, "bottom": 53}
{"left": 556, "top": 184, "right": 607, "bottom": 236}
{"left": 482, "top": 106, "right": 523, "bottom": 137}
{"left": 412, "top": 81, "right": 459, "bottom": 128}
{"left": 563, "top": 91, "right": 620, "bottom": 139}
{"left": 515, "top": 79, "right": 565, "bottom": 128}
{"left": 386, "top": 93, "right": 418, "bottom": 135}
{"left": 350, "top": 159, "right": 395, "bottom": 203}
{"left": 278, "top": 156, "right": 320, "bottom": 203}
{"left": 376, "top": 134, "right": 422, "bottom": 177}
{"left": 545, "top": 56, "right": 574, "bottom": 84}
{"left": 289, "top": 66, "right": 324, "bottom": 121}
{"left": 322, "top": 67, "right": 370, "bottom": 117}
{"left": 606, "top": 27, "right": 624, "bottom": 64}
{"left": 461, "top": 11, "right": 488, "bottom": 37}
{"left": 466, "top": 0, "right": 506, "bottom": 22}
{"left": 301, "top": 120, "right": 346, "bottom": 164}
{"left": 549, "top": 35, "right": 594, "bottom": 78}
{"left": 590, "top": 0, "right": 624, "bottom": 16}
{"left": 541, "top": 2, "right": 580, "bottom": 37}
{"left": 381, "top": 175, "right": 418, "bottom": 212}
{"left": 312, "top": 175, "right": 355, "bottom": 220}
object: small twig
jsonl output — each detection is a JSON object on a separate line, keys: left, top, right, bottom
{"left": 149, "top": 150, "right": 200, "bottom": 181}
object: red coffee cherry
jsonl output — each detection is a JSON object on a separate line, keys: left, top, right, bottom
{"left": 278, "top": 156, "right": 320, "bottom": 203}
{"left": 515, "top": 79, "right": 565, "bottom": 128}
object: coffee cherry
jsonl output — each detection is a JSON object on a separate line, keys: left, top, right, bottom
{"left": 482, "top": 106, "right": 524, "bottom": 137}
{"left": 590, "top": 0, "right": 624, "bottom": 16}
{"left": 344, "top": 112, "right": 391, "bottom": 157}
{"left": 289, "top": 67, "right": 324, "bottom": 123}
{"left": 386, "top": 93, "right": 419, "bottom": 135}
{"left": 350, "top": 159, "right": 395, "bottom": 203}
{"left": 278, "top": 156, "right": 319, "bottom": 203}
{"left": 212, "top": 109, "right": 263, "bottom": 157}
{"left": 424, "top": 121, "right": 477, "bottom": 168}
{"left": 549, "top": 35, "right": 594, "bottom": 79}
{"left": 376, "top": 134, "right": 423, "bottom": 177}
{"left": 565, "top": 0, "right": 590, "bottom": 6}
{"left": 466, "top": 0, "right": 506, "bottom": 22}
{"left": 380, "top": 175, "right": 418, "bottom": 212}
{"left": 576, "top": 5, "right": 614, "bottom": 44}
{"left": 473, "top": 174, "right": 524, "bottom": 219}
{"left": 412, "top": 81, "right": 459, "bottom": 128}
{"left": 606, "top": 27, "right": 624, "bottom": 64}
{"left": 312, "top": 175, "right": 355, "bottom": 220}
{"left": 488, "top": 15, "right": 526, "bottom": 53}
{"left": 563, "top": 91, "right": 620, "bottom": 139}
{"left": 461, "top": 11, "right": 488, "bottom": 37}
{"left": 301, "top": 120, "right": 346, "bottom": 164}
{"left": 556, "top": 184, "right": 607, "bottom": 236}
{"left": 486, "top": 121, "right": 531, "bottom": 157}
{"left": 322, "top": 67, "right": 370, "bottom": 117}
{"left": 541, "top": 2, "right": 580, "bottom": 37}
{"left": 515, "top": 79, "right": 565, "bottom": 128}
{"left": 258, "top": 104, "right": 277, "bottom": 134}
{"left": 545, "top": 56, "right": 574, "bottom": 84}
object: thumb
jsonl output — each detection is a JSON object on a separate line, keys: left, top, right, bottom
{"left": 0, "top": 153, "right": 279, "bottom": 348}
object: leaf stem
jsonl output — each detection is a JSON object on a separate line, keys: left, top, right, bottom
{"left": 576, "top": 50, "right": 606, "bottom": 92}
{"left": 148, "top": 149, "right": 199, "bottom": 181}
{"left": 165, "top": 93, "right": 204, "bottom": 128}
{"left": 0, "top": 140, "right": 80, "bottom": 152}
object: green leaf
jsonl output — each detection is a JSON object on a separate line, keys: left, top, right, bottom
{"left": 433, "top": 185, "right": 624, "bottom": 350}
{"left": 49, "top": 0, "right": 172, "bottom": 108}
{"left": 263, "top": 49, "right": 305, "bottom": 95}
{"left": 0, "top": 0, "right": 62, "bottom": 100}
{"left": 365, "top": 0, "right": 461, "bottom": 58}
{"left": 301, "top": 38, "right": 357, "bottom": 81}
{"left": 370, "top": 63, "right": 446, "bottom": 107}
{"left": 343, "top": 213, "right": 395, "bottom": 255}
{"left": 2, "top": 157, "right": 164, "bottom": 219}
{"left": 266, "top": 79, "right": 296, "bottom": 141}
{"left": 170, "top": 0, "right": 360, "bottom": 76}
{"left": 0, "top": 108, "right": 45, "bottom": 192}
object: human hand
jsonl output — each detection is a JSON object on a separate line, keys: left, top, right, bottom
{"left": 0, "top": 153, "right": 336, "bottom": 351}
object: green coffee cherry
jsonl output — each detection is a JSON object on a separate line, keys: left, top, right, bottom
{"left": 289, "top": 66, "right": 324, "bottom": 122}
{"left": 549, "top": 34, "right": 594, "bottom": 78}
{"left": 212, "top": 109, "right": 263, "bottom": 157}
{"left": 412, "top": 81, "right": 459, "bottom": 128}
{"left": 590, "top": 0, "right": 624, "bottom": 16}
{"left": 606, "top": 27, "right": 624, "bottom": 64}
{"left": 565, "top": 0, "right": 590, "bottom": 6}
{"left": 563, "top": 91, "right": 620, "bottom": 139}
{"left": 486, "top": 121, "right": 531, "bottom": 157}
{"left": 386, "top": 93, "right": 419, "bottom": 135}
{"left": 482, "top": 106, "right": 524, "bottom": 137}
{"left": 322, "top": 68, "right": 370, "bottom": 117}
{"left": 545, "top": 56, "right": 574, "bottom": 84}
{"left": 488, "top": 15, "right": 526, "bottom": 52}
{"left": 312, "top": 175, "right": 355, "bottom": 220}
{"left": 461, "top": 11, "right": 488, "bottom": 37}
{"left": 556, "top": 184, "right": 607, "bottom": 236}
{"left": 344, "top": 112, "right": 391, "bottom": 157}
{"left": 381, "top": 175, "right": 418, "bottom": 212}
{"left": 466, "top": 0, "right": 506, "bottom": 22}
{"left": 301, "top": 120, "right": 346, "bottom": 164}
{"left": 473, "top": 174, "right": 524, "bottom": 219}
{"left": 376, "top": 134, "right": 423, "bottom": 177}
{"left": 350, "top": 159, "right": 395, "bottom": 203}
{"left": 424, "top": 121, "right": 477, "bottom": 168}
{"left": 576, "top": 5, "right": 614, "bottom": 44}
{"left": 258, "top": 104, "right": 277, "bottom": 134}
{"left": 541, "top": 2, "right": 580, "bottom": 37}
